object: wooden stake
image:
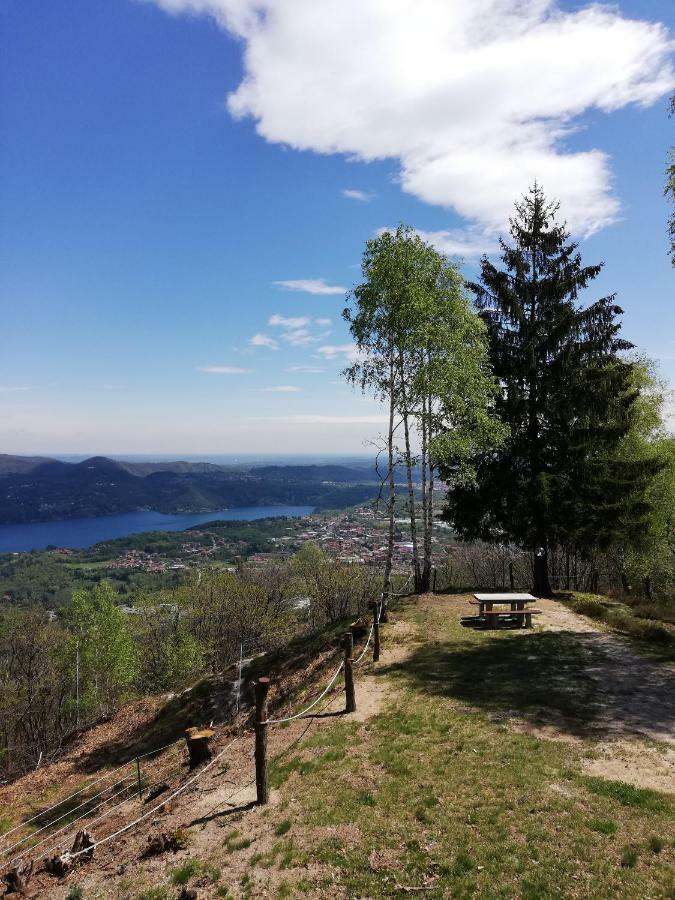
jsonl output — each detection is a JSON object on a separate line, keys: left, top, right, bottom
{"left": 343, "top": 632, "right": 356, "bottom": 713}
{"left": 254, "top": 677, "right": 270, "bottom": 805}
{"left": 370, "top": 601, "right": 380, "bottom": 663}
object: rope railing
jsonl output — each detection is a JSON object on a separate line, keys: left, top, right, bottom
{"left": 0, "top": 773, "right": 136, "bottom": 858}
{"left": 0, "top": 736, "right": 183, "bottom": 849}
{"left": 1, "top": 586, "right": 401, "bottom": 886}
{"left": 66, "top": 736, "right": 240, "bottom": 862}
{"left": 265, "top": 660, "right": 345, "bottom": 725}
{"left": 18, "top": 741, "right": 187, "bottom": 868}
{"left": 10, "top": 778, "right": 138, "bottom": 867}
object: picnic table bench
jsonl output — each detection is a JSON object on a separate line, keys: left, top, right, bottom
{"left": 471, "top": 593, "right": 541, "bottom": 628}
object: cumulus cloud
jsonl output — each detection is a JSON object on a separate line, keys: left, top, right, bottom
{"left": 197, "top": 365, "right": 253, "bottom": 373}
{"left": 262, "top": 385, "right": 302, "bottom": 392}
{"left": 268, "top": 314, "right": 332, "bottom": 346}
{"left": 273, "top": 278, "right": 347, "bottom": 295}
{"left": 250, "top": 333, "right": 279, "bottom": 350}
{"left": 147, "top": 0, "right": 674, "bottom": 238}
{"left": 342, "top": 189, "right": 374, "bottom": 202}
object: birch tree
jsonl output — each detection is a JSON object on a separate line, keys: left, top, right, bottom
{"left": 344, "top": 226, "right": 503, "bottom": 600}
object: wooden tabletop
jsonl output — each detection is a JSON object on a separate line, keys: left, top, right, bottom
{"left": 473, "top": 593, "right": 536, "bottom": 603}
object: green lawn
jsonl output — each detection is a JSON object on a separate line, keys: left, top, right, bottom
{"left": 261, "top": 598, "right": 674, "bottom": 899}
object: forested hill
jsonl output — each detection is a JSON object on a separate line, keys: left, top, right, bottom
{"left": 0, "top": 456, "right": 379, "bottom": 524}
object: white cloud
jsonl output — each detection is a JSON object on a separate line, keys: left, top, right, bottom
{"left": 268, "top": 314, "right": 311, "bottom": 329}
{"left": 148, "top": 0, "right": 674, "bottom": 238}
{"left": 286, "top": 365, "right": 324, "bottom": 373}
{"left": 262, "top": 384, "right": 303, "bottom": 392}
{"left": 250, "top": 333, "right": 279, "bottom": 350}
{"left": 316, "top": 343, "right": 361, "bottom": 361}
{"left": 273, "top": 278, "right": 347, "bottom": 295}
{"left": 0, "top": 385, "right": 30, "bottom": 392}
{"left": 342, "top": 188, "right": 374, "bottom": 202}
{"left": 268, "top": 314, "right": 332, "bottom": 346}
{"left": 197, "top": 365, "right": 253, "bottom": 374}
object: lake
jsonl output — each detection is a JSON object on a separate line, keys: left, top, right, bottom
{"left": 0, "top": 506, "right": 315, "bottom": 553}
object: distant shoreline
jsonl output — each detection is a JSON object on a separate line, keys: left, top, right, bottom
{"left": 0, "top": 505, "right": 315, "bottom": 554}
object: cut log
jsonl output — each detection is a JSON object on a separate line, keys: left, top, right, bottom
{"left": 2, "top": 859, "right": 33, "bottom": 894}
{"left": 184, "top": 727, "right": 215, "bottom": 770}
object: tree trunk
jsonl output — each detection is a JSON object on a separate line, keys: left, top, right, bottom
{"left": 419, "top": 397, "right": 429, "bottom": 591}
{"left": 381, "top": 360, "right": 397, "bottom": 622}
{"left": 400, "top": 384, "right": 420, "bottom": 591}
{"left": 533, "top": 547, "right": 552, "bottom": 598}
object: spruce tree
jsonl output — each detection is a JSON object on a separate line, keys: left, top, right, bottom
{"left": 444, "top": 184, "right": 660, "bottom": 597}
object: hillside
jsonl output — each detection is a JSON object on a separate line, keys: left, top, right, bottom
{"left": 1, "top": 593, "right": 673, "bottom": 898}
{"left": 0, "top": 457, "right": 380, "bottom": 524}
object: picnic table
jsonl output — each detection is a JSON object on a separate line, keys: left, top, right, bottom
{"left": 471, "top": 593, "right": 541, "bottom": 628}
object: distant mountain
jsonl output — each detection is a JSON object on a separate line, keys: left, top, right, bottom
{"left": 0, "top": 454, "right": 56, "bottom": 474}
{"left": 0, "top": 455, "right": 379, "bottom": 524}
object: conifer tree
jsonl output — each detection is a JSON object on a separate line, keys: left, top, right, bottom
{"left": 444, "top": 185, "right": 661, "bottom": 597}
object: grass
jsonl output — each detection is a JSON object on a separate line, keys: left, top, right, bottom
{"left": 582, "top": 776, "right": 671, "bottom": 812}
{"left": 258, "top": 596, "right": 675, "bottom": 899}
{"left": 560, "top": 592, "right": 675, "bottom": 658}
{"left": 169, "top": 857, "right": 221, "bottom": 886}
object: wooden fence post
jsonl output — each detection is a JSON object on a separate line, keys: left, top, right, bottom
{"left": 254, "top": 677, "right": 270, "bottom": 805}
{"left": 343, "top": 632, "right": 356, "bottom": 713}
{"left": 380, "top": 591, "right": 389, "bottom": 624}
{"left": 369, "top": 601, "right": 380, "bottom": 663}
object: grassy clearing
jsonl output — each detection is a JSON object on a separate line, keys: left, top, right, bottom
{"left": 560, "top": 592, "right": 675, "bottom": 659}
{"left": 259, "top": 597, "right": 674, "bottom": 899}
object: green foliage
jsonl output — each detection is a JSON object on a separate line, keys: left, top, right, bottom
{"left": 61, "top": 582, "right": 138, "bottom": 718}
{"left": 446, "top": 185, "right": 665, "bottom": 596}
{"left": 344, "top": 224, "right": 504, "bottom": 592}
{"left": 65, "top": 885, "right": 84, "bottom": 900}
{"left": 292, "top": 543, "right": 379, "bottom": 626}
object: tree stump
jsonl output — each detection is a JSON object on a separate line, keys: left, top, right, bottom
{"left": 46, "top": 829, "right": 95, "bottom": 877}
{"left": 2, "top": 860, "right": 33, "bottom": 895}
{"left": 184, "top": 727, "right": 214, "bottom": 770}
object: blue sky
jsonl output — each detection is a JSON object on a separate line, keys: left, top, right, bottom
{"left": 1, "top": 0, "right": 673, "bottom": 454}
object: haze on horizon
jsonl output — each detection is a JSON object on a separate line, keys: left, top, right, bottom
{"left": 1, "top": 0, "right": 673, "bottom": 455}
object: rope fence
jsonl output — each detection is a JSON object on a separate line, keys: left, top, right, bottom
{"left": 1, "top": 592, "right": 391, "bottom": 889}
